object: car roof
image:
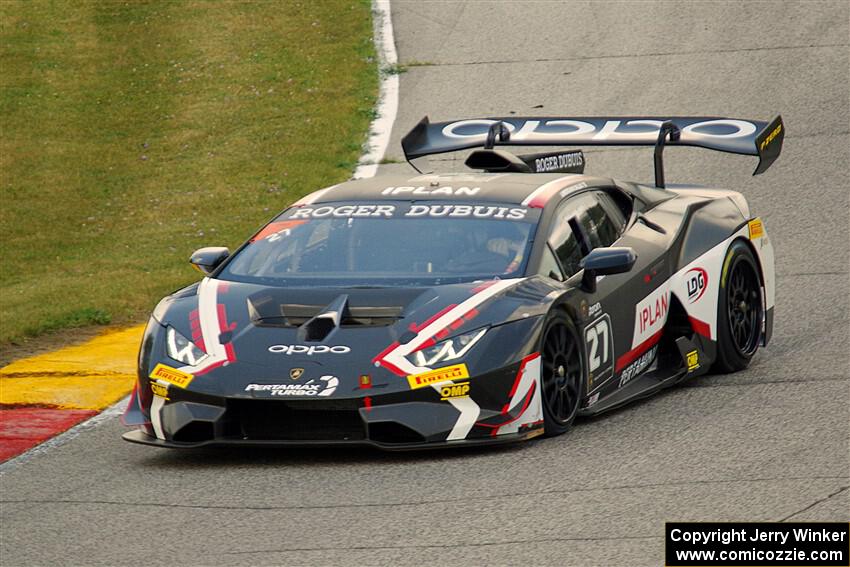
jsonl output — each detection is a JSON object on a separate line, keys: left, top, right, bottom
{"left": 295, "top": 173, "right": 616, "bottom": 208}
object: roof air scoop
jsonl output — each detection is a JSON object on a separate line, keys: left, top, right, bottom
{"left": 297, "top": 294, "right": 349, "bottom": 342}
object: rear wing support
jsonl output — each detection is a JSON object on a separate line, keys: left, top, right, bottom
{"left": 654, "top": 121, "right": 681, "bottom": 189}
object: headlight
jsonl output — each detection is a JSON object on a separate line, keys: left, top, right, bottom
{"left": 405, "top": 327, "right": 488, "bottom": 367}
{"left": 166, "top": 326, "right": 209, "bottom": 366}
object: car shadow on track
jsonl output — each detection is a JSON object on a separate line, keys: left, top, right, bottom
{"left": 131, "top": 436, "right": 533, "bottom": 469}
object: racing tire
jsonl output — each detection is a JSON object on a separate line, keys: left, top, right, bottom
{"left": 713, "top": 240, "right": 763, "bottom": 373}
{"left": 540, "top": 311, "right": 585, "bottom": 436}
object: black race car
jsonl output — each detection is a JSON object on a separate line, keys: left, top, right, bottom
{"left": 123, "top": 114, "right": 783, "bottom": 449}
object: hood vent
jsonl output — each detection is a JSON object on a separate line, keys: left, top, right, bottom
{"left": 247, "top": 288, "right": 410, "bottom": 328}
{"left": 297, "top": 294, "right": 347, "bottom": 342}
{"left": 250, "top": 297, "right": 404, "bottom": 329}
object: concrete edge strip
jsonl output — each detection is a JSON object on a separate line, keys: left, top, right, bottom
{"left": 353, "top": 0, "right": 399, "bottom": 179}
{"left": 1, "top": 4, "right": 399, "bottom": 469}
{"left": 0, "top": 396, "right": 129, "bottom": 475}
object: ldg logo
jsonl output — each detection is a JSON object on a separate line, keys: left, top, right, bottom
{"left": 686, "top": 268, "right": 708, "bottom": 303}
{"left": 268, "top": 345, "right": 351, "bottom": 355}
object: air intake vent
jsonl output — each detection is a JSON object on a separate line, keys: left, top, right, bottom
{"left": 300, "top": 317, "right": 336, "bottom": 342}
{"left": 254, "top": 304, "right": 403, "bottom": 327}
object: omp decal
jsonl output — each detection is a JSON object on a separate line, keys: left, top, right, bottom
{"left": 632, "top": 283, "right": 670, "bottom": 348}
{"left": 375, "top": 278, "right": 525, "bottom": 376}
{"left": 439, "top": 381, "right": 470, "bottom": 400}
{"left": 176, "top": 278, "right": 236, "bottom": 376}
{"left": 617, "top": 328, "right": 663, "bottom": 373}
{"left": 407, "top": 364, "right": 469, "bottom": 390}
{"left": 381, "top": 185, "right": 481, "bottom": 196}
{"left": 150, "top": 382, "right": 169, "bottom": 399}
{"left": 149, "top": 364, "right": 194, "bottom": 389}
{"left": 686, "top": 350, "right": 700, "bottom": 372}
{"left": 521, "top": 176, "right": 585, "bottom": 208}
{"left": 748, "top": 218, "right": 765, "bottom": 240}
{"left": 685, "top": 267, "right": 708, "bottom": 303}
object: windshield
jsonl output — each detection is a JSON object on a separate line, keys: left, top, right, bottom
{"left": 219, "top": 201, "right": 539, "bottom": 286}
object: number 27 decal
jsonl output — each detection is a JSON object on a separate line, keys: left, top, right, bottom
{"left": 585, "top": 314, "right": 614, "bottom": 391}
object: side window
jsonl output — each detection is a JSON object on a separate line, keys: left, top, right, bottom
{"left": 596, "top": 191, "right": 627, "bottom": 235}
{"left": 548, "top": 194, "right": 595, "bottom": 278}
{"left": 538, "top": 245, "right": 564, "bottom": 281}
{"left": 580, "top": 192, "right": 623, "bottom": 249}
{"left": 547, "top": 191, "right": 626, "bottom": 279}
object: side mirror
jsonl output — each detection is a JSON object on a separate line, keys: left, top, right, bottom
{"left": 189, "top": 247, "right": 230, "bottom": 276}
{"left": 580, "top": 247, "right": 637, "bottom": 293}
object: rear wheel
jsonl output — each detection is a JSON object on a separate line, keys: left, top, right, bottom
{"left": 540, "top": 312, "right": 584, "bottom": 436}
{"left": 713, "top": 240, "right": 763, "bottom": 373}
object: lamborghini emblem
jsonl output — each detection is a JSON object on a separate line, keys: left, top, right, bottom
{"left": 290, "top": 368, "right": 304, "bottom": 380}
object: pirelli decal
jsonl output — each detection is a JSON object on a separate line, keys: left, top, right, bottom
{"left": 150, "top": 363, "right": 194, "bottom": 388}
{"left": 407, "top": 364, "right": 470, "bottom": 390}
{"left": 748, "top": 218, "right": 765, "bottom": 240}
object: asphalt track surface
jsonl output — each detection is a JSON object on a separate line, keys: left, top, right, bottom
{"left": 2, "top": 2, "right": 848, "bottom": 565}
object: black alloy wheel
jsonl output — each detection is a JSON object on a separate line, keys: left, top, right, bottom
{"left": 714, "top": 241, "right": 763, "bottom": 373}
{"left": 727, "top": 259, "right": 761, "bottom": 355}
{"left": 541, "top": 313, "right": 584, "bottom": 436}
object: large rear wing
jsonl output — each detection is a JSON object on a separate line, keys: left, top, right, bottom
{"left": 401, "top": 115, "right": 784, "bottom": 184}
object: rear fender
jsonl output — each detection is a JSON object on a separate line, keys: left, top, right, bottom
{"left": 669, "top": 219, "right": 774, "bottom": 348}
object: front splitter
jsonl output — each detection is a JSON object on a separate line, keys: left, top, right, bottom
{"left": 122, "top": 427, "right": 544, "bottom": 452}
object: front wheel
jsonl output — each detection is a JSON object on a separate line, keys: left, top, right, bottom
{"left": 540, "top": 312, "right": 585, "bottom": 436}
{"left": 713, "top": 240, "right": 763, "bottom": 373}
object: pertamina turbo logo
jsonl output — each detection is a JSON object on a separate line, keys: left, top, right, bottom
{"left": 245, "top": 376, "right": 339, "bottom": 397}
{"left": 685, "top": 268, "right": 708, "bottom": 303}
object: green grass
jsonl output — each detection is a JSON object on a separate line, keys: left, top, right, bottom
{"left": 0, "top": 0, "right": 378, "bottom": 344}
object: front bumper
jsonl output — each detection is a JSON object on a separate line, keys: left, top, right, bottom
{"left": 124, "top": 354, "right": 546, "bottom": 450}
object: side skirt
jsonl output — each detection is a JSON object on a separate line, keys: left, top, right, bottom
{"left": 578, "top": 335, "right": 712, "bottom": 417}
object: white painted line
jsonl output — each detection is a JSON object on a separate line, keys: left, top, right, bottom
{"left": 0, "top": 396, "right": 129, "bottom": 475}
{"left": 353, "top": 0, "right": 399, "bottom": 179}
